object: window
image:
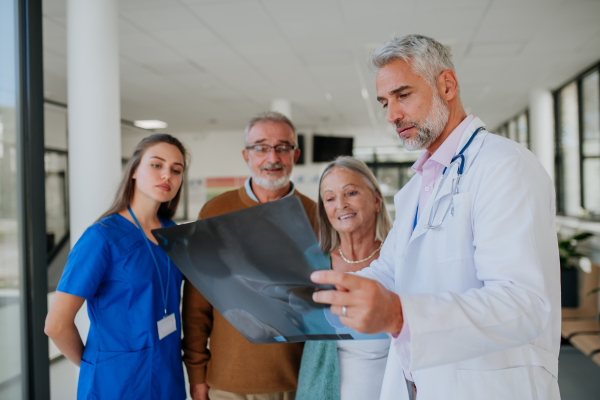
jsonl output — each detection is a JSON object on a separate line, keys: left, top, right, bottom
{"left": 496, "top": 124, "right": 508, "bottom": 138}
{"left": 581, "top": 69, "right": 600, "bottom": 216}
{"left": 508, "top": 119, "right": 517, "bottom": 142}
{"left": 517, "top": 112, "right": 529, "bottom": 147}
{"left": 44, "top": 104, "right": 69, "bottom": 263}
{"left": 557, "top": 82, "right": 582, "bottom": 216}
{"left": 493, "top": 111, "right": 529, "bottom": 148}
{"left": 366, "top": 160, "right": 416, "bottom": 221}
{"left": 555, "top": 64, "right": 600, "bottom": 218}
{"left": 0, "top": 0, "right": 24, "bottom": 396}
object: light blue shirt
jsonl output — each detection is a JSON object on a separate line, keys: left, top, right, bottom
{"left": 244, "top": 177, "right": 295, "bottom": 202}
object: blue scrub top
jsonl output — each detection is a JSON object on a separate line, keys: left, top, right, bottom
{"left": 57, "top": 213, "right": 186, "bottom": 400}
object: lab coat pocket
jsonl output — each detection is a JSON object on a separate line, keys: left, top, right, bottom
{"left": 439, "top": 192, "right": 473, "bottom": 263}
{"left": 88, "top": 347, "right": 152, "bottom": 399}
{"left": 453, "top": 366, "right": 537, "bottom": 400}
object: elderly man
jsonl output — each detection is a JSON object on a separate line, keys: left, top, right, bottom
{"left": 183, "top": 111, "right": 317, "bottom": 400}
{"left": 312, "top": 35, "right": 561, "bottom": 400}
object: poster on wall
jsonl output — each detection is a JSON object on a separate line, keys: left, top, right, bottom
{"left": 206, "top": 176, "right": 248, "bottom": 201}
{"left": 187, "top": 176, "right": 249, "bottom": 218}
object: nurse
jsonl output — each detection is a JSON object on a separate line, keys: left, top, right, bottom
{"left": 45, "top": 134, "right": 189, "bottom": 400}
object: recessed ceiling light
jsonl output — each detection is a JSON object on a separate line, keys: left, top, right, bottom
{"left": 134, "top": 120, "right": 168, "bottom": 129}
{"left": 361, "top": 88, "right": 369, "bottom": 100}
{"left": 325, "top": 92, "right": 333, "bottom": 101}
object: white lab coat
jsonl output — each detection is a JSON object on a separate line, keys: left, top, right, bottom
{"left": 358, "top": 118, "right": 561, "bottom": 400}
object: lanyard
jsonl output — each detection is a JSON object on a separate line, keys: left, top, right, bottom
{"left": 128, "top": 205, "right": 170, "bottom": 317}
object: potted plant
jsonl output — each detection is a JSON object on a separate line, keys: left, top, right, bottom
{"left": 558, "top": 232, "right": 594, "bottom": 307}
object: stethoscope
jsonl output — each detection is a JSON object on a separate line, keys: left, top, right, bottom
{"left": 425, "top": 126, "right": 486, "bottom": 230}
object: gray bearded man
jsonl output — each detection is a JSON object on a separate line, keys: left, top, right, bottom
{"left": 312, "top": 34, "right": 561, "bottom": 400}
{"left": 183, "top": 112, "right": 318, "bottom": 400}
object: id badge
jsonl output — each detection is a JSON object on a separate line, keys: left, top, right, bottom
{"left": 157, "top": 313, "right": 176, "bottom": 340}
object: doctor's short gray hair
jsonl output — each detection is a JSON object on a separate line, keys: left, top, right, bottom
{"left": 369, "top": 34, "right": 455, "bottom": 88}
{"left": 317, "top": 156, "right": 393, "bottom": 254}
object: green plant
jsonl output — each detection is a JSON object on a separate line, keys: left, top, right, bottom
{"left": 558, "top": 232, "right": 594, "bottom": 270}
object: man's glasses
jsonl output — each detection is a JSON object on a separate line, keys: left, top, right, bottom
{"left": 245, "top": 144, "right": 297, "bottom": 154}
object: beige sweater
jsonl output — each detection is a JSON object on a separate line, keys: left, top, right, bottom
{"left": 182, "top": 186, "right": 318, "bottom": 394}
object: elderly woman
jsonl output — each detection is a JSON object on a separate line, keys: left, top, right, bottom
{"left": 297, "top": 156, "right": 393, "bottom": 400}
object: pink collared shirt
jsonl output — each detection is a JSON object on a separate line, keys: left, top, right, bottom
{"left": 396, "top": 115, "right": 475, "bottom": 382}
{"left": 411, "top": 115, "right": 475, "bottom": 220}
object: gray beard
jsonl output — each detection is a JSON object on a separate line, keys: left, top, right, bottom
{"left": 398, "top": 92, "right": 450, "bottom": 151}
{"left": 248, "top": 158, "right": 291, "bottom": 191}
{"left": 251, "top": 173, "right": 290, "bottom": 191}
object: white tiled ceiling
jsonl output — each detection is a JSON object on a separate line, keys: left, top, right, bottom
{"left": 42, "top": 0, "right": 600, "bottom": 135}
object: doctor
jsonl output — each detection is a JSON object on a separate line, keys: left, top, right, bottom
{"left": 311, "top": 34, "right": 561, "bottom": 400}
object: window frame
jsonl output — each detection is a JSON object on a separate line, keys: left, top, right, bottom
{"left": 492, "top": 110, "right": 530, "bottom": 147}
{"left": 15, "top": 0, "right": 51, "bottom": 398}
{"left": 554, "top": 60, "right": 600, "bottom": 219}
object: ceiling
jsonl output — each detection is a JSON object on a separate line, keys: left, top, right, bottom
{"left": 42, "top": 0, "right": 600, "bottom": 138}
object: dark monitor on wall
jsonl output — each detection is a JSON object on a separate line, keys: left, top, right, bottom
{"left": 296, "top": 134, "right": 305, "bottom": 165}
{"left": 312, "top": 135, "right": 353, "bottom": 163}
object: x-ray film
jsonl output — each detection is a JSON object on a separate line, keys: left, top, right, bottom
{"left": 152, "top": 196, "right": 388, "bottom": 344}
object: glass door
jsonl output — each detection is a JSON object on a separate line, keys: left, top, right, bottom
{"left": 0, "top": 0, "right": 23, "bottom": 397}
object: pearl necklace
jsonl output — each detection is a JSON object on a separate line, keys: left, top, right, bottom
{"left": 339, "top": 241, "right": 383, "bottom": 264}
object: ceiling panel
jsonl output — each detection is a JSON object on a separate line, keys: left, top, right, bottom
{"left": 181, "top": 43, "right": 240, "bottom": 63}
{"left": 122, "top": 45, "right": 182, "bottom": 64}
{"left": 119, "top": 31, "right": 159, "bottom": 52}
{"left": 120, "top": 6, "right": 201, "bottom": 32}
{"left": 468, "top": 42, "right": 525, "bottom": 57}
{"left": 340, "top": 0, "right": 414, "bottom": 21}
{"left": 217, "top": 23, "right": 282, "bottom": 45}
{"left": 120, "top": 0, "right": 182, "bottom": 11}
{"left": 156, "top": 28, "right": 223, "bottom": 50}
{"left": 187, "top": 1, "right": 270, "bottom": 26}
{"left": 288, "top": 34, "right": 352, "bottom": 54}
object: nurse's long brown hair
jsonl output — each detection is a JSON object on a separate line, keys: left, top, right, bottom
{"left": 98, "top": 134, "right": 190, "bottom": 221}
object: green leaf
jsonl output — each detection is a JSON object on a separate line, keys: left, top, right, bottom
{"left": 587, "top": 287, "right": 600, "bottom": 296}
{"left": 573, "top": 232, "right": 594, "bottom": 241}
{"left": 558, "top": 241, "right": 572, "bottom": 249}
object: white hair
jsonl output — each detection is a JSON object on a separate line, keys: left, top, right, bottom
{"left": 244, "top": 111, "right": 297, "bottom": 146}
{"left": 369, "top": 34, "right": 456, "bottom": 89}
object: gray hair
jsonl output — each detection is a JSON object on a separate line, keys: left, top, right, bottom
{"left": 244, "top": 111, "right": 297, "bottom": 145}
{"left": 317, "top": 156, "right": 393, "bottom": 254}
{"left": 369, "top": 34, "right": 455, "bottom": 88}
